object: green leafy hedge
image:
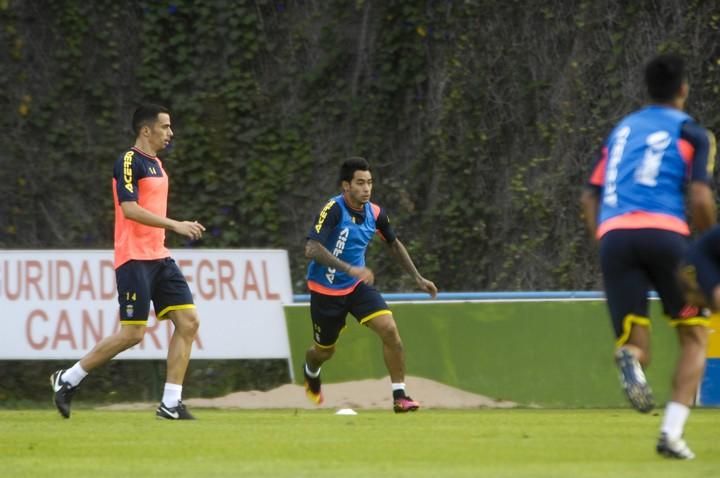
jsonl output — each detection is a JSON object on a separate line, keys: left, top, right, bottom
{"left": 1, "top": 0, "right": 718, "bottom": 293}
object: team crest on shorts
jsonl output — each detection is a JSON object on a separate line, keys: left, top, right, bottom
{"left": 126, "top": 304, "right": 134, "bottom": 318}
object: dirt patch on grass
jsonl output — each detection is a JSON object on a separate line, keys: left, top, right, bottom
{"left": 98, "top": 376, "right": 516, "bottom": 411}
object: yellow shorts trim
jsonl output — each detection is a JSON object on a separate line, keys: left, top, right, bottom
{"left": 156, "top": 304, "right": 196, "bottom": 319}
{"left": 313, "top": 325, "right": 346, "bottom": 349}
{"left": 359, "top": 309, "right": 392, "bottom": 325}
{"left": 669, "top": 317, "right": 711, "bottom": 328}
{"left": 615, "top": 314, "right": 651, "bottom": 348}
{"left": 120, "top": 321, "right": 148, "bottom": 326}
{"left": 708, "top": 313, "right": 720, "bottom": 358}
{"left": 313, "top": 341, "right": 337, "bottom": 349}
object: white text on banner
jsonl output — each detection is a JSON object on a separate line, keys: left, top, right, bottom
{"left": 0, "top": 249, "right": 293, "bottom": 360}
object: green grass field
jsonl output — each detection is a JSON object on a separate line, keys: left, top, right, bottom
{"left": 2, "top": 408, "right": 719, "bottom": 477}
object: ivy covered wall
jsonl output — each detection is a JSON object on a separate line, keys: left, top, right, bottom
{"left": 2, "top": 0, "right": 719, "bottom": 293}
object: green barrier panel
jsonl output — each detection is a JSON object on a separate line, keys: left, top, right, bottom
{"left": 285, "top": 301, "right": 679, "bottom": 408}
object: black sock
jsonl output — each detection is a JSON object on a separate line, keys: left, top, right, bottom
{"left": 393, "top": 389, "right": 407, "bottom": 400}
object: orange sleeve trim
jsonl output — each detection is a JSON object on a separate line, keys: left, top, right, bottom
{"left": 597, "top": 212, "right": 689, "bottom": 239}
{"left": 678, "top": 138, "right": 695, "bottom": 165}
{"left": 589, "top": 147, "right": 608, "bottom": 186}
{"left": 307, "top": 280, "right": 361, "bottom": 296}
{"left": 370, "top": 203, "right": 381, "bottom": 220}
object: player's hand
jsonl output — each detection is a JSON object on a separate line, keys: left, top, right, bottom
{"left": 416, "top": 276, "right": 438, "bottom": 299}
{"left": 349, "top": 266, "right": 374, "bottom": 285}
{"left": 174, "top": 220, "right": 206, "bottom": 241}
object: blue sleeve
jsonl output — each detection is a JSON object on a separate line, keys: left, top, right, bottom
{"left": 114, "top": 151, "right": 143, "bottom": 203}
{"left": 681, "top": 121, "right": 715, "bottom": 183}
{"left": 307, "top": 201, "right": 341, "bottom": 244}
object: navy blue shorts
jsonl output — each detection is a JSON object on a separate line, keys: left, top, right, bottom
{"left": 116, "top": 258, "right": 195, "bottom": 324}
{"left": 309, "top": 282, "right": 391, "bottom": 347}
{"left": 600, "top": 229, "right": 703, "bottom": 344}
{"left": 686, "top": 226, "right": 720, "bottom": 305}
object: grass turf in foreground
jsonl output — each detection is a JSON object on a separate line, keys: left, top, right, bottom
{"left": 1, "top": 409, "right": 719, "bottom": 478}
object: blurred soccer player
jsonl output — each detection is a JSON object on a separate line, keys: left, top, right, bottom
{"left": 581, "top": 54, "right": 716, "bottom": 459}
{"left": 302, "top": 157, "right": 437, "bottom": 412}
{"left": 50, "top": 104, "right": 206, "bottom": 420}
{"left": 683, "top": 226, "right": 720, "bottom": 312}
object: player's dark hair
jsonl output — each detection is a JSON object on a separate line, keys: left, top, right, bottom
{"left": 132, "top": 104, "right": 169, "bottom": 136}
{"left": 644, "top": 54, "right": 686, "bottom": 102}
{"left": 339, "top": 157, "right": 371, "bottom": 184}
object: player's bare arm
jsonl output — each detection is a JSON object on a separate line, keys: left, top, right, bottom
{"left": 305, "top": 239, "right": 374, "bottom": 285}
{"left": 688, "top": 182, "right": 716, "bottom": 233}
{"left": 579, "top": 188, "right": 600, "bottom": 241}
{"left": 386, "top": 239, "right": 438, "bottom": 298}
{"left": 120, "top": 201, "right": 205, "bottom": 240}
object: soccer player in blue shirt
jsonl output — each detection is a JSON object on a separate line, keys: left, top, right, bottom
{"left": 581, "top": 54, "right": 716, "bottom": 459}
{"left": 303, "top": 157, "right": 437, "bottom": 412}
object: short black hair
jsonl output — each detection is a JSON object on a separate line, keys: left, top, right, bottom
{"left": 339, "top": 156, "right": 370, "bottom": 184}
{"left": 132, "top": 104, "right": 169, "bottom": 136}
{"left": 644, "top": 54, "right": 687, "bottom": 102}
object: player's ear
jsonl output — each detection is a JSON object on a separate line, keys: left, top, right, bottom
{"left": 678, "top": 81, "right": 689, "bottom": 102}
{"left": 341, "top": 180, "right": 349, "bottom": 192}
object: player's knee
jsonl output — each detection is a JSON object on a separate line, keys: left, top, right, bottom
{"left": 378, "top": 322, "right": 402, "bottom": 348}
{"left": 391, "top": 334, "right": 404, "bottom": 351}
{"left": 639, "top": 350, "right": 651, "bottom": 368}
{"left": 321, "top": 348, "right": 335, "bottom": 361}
{"left": 313, "top": 345, "right": 335, "bottom": 361}
{"left": 173, "top": 310, "right": 200, "bottom": 336}
{"left": 119, "top": 326, "right": 145, "bottom": 347}
{"left": 186, "top": 313, "right": 200, "bottom": 335}
{"left": 678, "top": 324, "right": 708, "bottom": 348}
